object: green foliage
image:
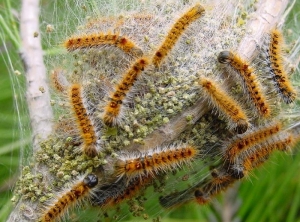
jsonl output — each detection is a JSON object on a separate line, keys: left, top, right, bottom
{"left": 0, "top": 0, "right": 30, "bottom": 221}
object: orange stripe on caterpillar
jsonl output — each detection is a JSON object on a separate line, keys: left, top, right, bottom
{"left": 152, "top": 4, "right": 205, "bottom": 67}
{"left": 242, "top": 134, "right": 294, "bottom": 172}
{"left": 218, "top": 51, "right": 271, "bottom": 117}
{"left": 115, "top": 145, "right": 198, "bottom": 182}
{"left": 40, "top": 174, "right": 98, "bottom": 222}
{"left": 224, "top": 122, "right": 281, "bottom": 163}
{"left": 64, "top": 33, "right": 143, "bottom": 57}
{"left": 102, "top": 57, "right": 149, "bottom": 126}
{"left": 199, "top": 77, "right": 249, "bottom": 134}
{"left": 70, "top": 84, "right": 98, "bottom": 157}
{"left": 268, "top": 29, "right": 296, "bottom": 103}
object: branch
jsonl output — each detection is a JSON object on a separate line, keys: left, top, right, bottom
{"left": 19, "top": 0, "right": 53, "bottom": 151}
{"left": 238, "top": 0, "right": 289, "bottom": 58}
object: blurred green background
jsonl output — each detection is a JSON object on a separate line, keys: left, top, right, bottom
{"left": 0, "top": 0, "right": 300, "bottom": 221}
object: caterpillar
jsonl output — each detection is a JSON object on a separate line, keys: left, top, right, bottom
{"left": 242, "top": 134, "right": 294, "bottom": 172}
{"left": 40, "top": 174, "right": 98, "bottom": 222}
{"left": 224, "top": 122, "right": 281, "bottom": 163}
{"left": 69, "top": 84, "right": 98, "bottom": 157}
{"left": 64, "top": 33, "right": 143, "bottom": 57}
{"left": 91, "top": 176, "right": 152, "bottom": 208}
{"left": 194, "top": 168, "right": 241, "bottom": 205}
{"left": 218, "top": 50, "right": 271, "bottom": 117}
{"left": 50, "top": 69, "right": 68, "bottom": 93}
{"left": 102, "top": 57, "right": 149, "bottom": 126}
{"left": 152, "top": 4, "right": 205, "bottom": 67}
{"left": 115, "top": 145, "right": 198, "bottom": 183}
{"left": 198, "top": 77, "right": 249, "bottom": 134}
{"left": 267, "top": 29, "right": 296, "bottom": 103}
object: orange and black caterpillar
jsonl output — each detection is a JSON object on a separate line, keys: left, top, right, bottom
{"left": 266, "top": 29, "right": 296, "bottom": 103}
{"left": 40, "top": 174, "right": 98, "bottom": 222}
{"left": 199, "top": 77, "right": 249, "bottom": 134}
{"left": 115, "top": 145, "right": 198, "bottom": 182}
{"left": 103, "top": 57, "right": 149, "bottom": 126}
{"left": 64, "top": 33, "right": 143, "bottom": 57}
{"left": 69, "top": 84, "right": 98, "bottom": 157}
{"left": 152, "top": 4, "right": 205, "bottom": 67}
{"left": 218, "top": 50, "right": 271, "bottom": 117}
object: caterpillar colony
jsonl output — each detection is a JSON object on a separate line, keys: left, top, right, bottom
{"left": 10, "top": 0, "right": 300, "bottom": 221}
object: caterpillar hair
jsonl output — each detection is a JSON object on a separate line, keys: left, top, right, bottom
{"left": 69, "top": 84, "right": 99, "bottom": 157}
{"left": 64, "top": 33, "right": 143, "bottom": 57}
{"left": 242, "top": 134, "right": 295, "bottom": 172}
{"left": 224, "top": 122, "right": 282, "bottom": 163}
{"left": 194, "top": 168, "right": 241, "bottom": 205}
{"left": 40, "top": 174, "right": 98, "bottom": 222}
{"left": 267, "top": 29, "right": 296, "bottom": 103}
{"left": 102, "top": 57, "right": 149, "bottom": 126}
{"left": 91, "top": 176, "right": 152, "bottom": 207}
{"left": 152, "top": 4, "right": 205, "bottom": 67}
{"left": 198, "top": 77, "right": 249, "bottom": 134}
{"left": 218, "top": 50, "right": 271, "bottom": 117}
{"left": 50, "top": 69, "right": 69, "bottom": 93}
{"left": 115, "top": 145, "right": 198, "bottom": 183}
